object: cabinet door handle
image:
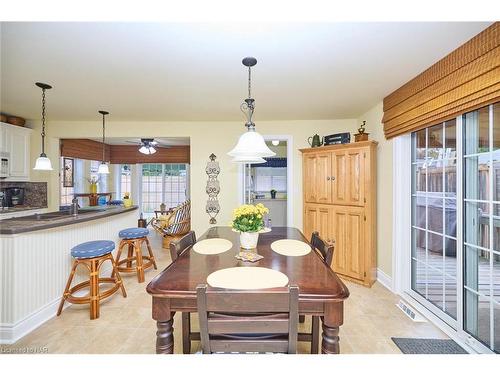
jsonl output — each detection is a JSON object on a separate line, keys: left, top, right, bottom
{"left": 331, "top": 176, "right": 335, "bottom": 181}
{"left": 327, "top": 177, "right": 331, "bottom": 180}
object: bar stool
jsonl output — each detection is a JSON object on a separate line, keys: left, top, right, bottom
{"left": 57, "top": 240, "right": 127, "bottom": 320}
{"left": 115, "top": 227, "right": 157, "bottom": 283}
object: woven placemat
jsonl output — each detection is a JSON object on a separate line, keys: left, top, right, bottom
{"left": 271, "top": 239, "right": 311, "bottom": 256}
{"left": 207, "top": 267, "right": 288, "bottom": 289}
{"left": 193, "top": 238, "right": 233, "bottom": 255}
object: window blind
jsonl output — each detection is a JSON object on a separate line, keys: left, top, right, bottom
{"left": 382, "top": 22, "right": 500, "bottom": 139}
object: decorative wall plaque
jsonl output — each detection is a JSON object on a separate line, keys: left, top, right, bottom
{"left": 205, "top": 153, "right": 220, "bottom": 224}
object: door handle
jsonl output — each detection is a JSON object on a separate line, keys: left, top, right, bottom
{"left": 331, "top": 176, "right": 335, "bottom": 181}
{"left": 327, "top": 177, "right": 331, "bottom": 180}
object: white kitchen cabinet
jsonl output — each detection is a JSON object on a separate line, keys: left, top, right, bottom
{"left": 0, "top": 122, "right": 32, "bottom": 181}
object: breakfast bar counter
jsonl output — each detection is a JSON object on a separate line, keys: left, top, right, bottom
{"left": 0, "top": 205, "right": 138, "bottom": 235}
{"left": 0, "top": 205, "right": 139, "bottom": 344}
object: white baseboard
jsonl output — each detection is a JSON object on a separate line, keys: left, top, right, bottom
{"left": 376, "top": 268, "right": 392, "bottom": 291}
{"left": 0, "top": 297, "right": 66, "bottom": 344}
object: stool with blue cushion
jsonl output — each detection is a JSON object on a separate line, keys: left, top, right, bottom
{"left": 114, "top": 227, "right": 157, "bottom": 283}
{"left": 57, "top": 240, "right": 127, "bottom": 320}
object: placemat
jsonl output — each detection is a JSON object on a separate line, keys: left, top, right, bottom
{"left": 193, "top": 238, "right": 233, "bottom": 255}
{"left": 207, "top": 267, "right": 289, "bottom": 289}
{"left": 271, "top": 239, "right": 311, "bottom": 256}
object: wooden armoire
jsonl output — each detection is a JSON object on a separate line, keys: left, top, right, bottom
{"left": 300, "top": 140, "right": 377, "bottom": 287}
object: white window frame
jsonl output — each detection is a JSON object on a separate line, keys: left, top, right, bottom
{"left": 393, "top": 113, "right": 495, "bottom": 354}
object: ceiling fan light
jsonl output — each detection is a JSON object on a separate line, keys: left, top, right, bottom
{"left": 139, "top": 145, "right": 149, "bottom": 154}
{"left": 272, "top": 140, "right": 280, "bottom": 146}
{"left": 33, "top": 155, "right": 53, "bottom": 171}
{"left": 149, "top": 147, "right": 157, "bottom": 154}
{"left": 98, "top": 162, "right": 109, "bottom": 174}
{"left": 227, "top": 130, "right": 276, "bottom": 158}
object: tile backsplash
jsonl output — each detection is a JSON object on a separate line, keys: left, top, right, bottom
{"left": 0, "top": 181, "right": 48, "bottom": 207}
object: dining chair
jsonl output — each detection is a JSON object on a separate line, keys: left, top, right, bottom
{"left": 169, "top": 230, "right": 197, "bottom": 354}
{"left": 299, "top": 231, "right": 335, "bottom": 354}
{"left": 197, "top": 284, "right": 299, "bottom": 354}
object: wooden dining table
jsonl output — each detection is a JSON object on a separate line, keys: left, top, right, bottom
{"left": 146, "top": 226, "right": 350, "bottom": 354}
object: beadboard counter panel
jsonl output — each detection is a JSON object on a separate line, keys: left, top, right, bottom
{"left": 0, "top": 208, "right": 138, "bottom": 344}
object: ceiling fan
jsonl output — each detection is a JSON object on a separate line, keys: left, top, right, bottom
{"left": 126, "top": 138, "right": 170, "bottom": 155}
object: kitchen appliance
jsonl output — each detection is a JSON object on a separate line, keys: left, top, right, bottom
{"left": 307, "top": 134, "right": 323, "bottom": 147}
{"left": 0, "top": 152, "right": 10, "bottom": 178}
{"left": 5, "top": 187, "right": 25, "bottom": 207}
{"left": 324, "top": 132, "right": 351, "bottom": 145}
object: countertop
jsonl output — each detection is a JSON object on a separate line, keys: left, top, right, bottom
{"left": 0, "top": 205, "right": 138, "bottom": 235}
{"left": 0, "top": 205, "right": 48, "bottom": 214}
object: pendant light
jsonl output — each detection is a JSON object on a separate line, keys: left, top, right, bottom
{"left": 33, "top": 82, "right": 53, "bottom": 171}
{"left": 227, "top": 57, "right": 275, "bottom": 162}
{"left": 97, "top": 110, "right": 110, "bottom": 174}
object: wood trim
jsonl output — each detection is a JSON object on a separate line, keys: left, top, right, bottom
{"left": 299, "top": 140, "right": 378, "bottom": 154}
{"left": 60, "top": 139, "right": 190, "bottom": 164}
{"left": 60, "top": 139, "right": 111, "bottom": 161}
{"left": 382, "top": 22, "right": 500, "bottom": 139}
{"left": 109, "top": 145, "right": 190, "bottom": 164}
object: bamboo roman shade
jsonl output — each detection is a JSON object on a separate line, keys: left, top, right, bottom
{"left": 382, "top": 22, "right": 500, "bottom": 139}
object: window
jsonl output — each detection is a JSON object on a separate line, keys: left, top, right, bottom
{"left": 141, "top": 163, "right": 188, "bottom": 214}
{"left": 253, "top": 167, "right": 287, "bottom": 193}
{"left": 120, "top": 164, "right": 132, "bottom": 199}
{"left": 409, "top": 102, "right": 500, "bottom": 353}
{"left": 141, "top": 164, "right": 163, "bottom": 213}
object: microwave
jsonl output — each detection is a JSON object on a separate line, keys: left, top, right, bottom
{"left": 0, "top": 152, "right": 10, "bottom": 178}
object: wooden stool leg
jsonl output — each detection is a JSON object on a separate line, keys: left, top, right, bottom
{"left": 182, "top": 312, "right": 191, "bottom": 354}
{"left": 311, "top": 316, "right": 320, "bottom": 354}
{"left": 89, "top": 259, "right": 100, "bottom": 319}
{"left": 112, "top": 240, "right": 126, "bottom": 278}
{"left": 57, "top": 259, "right": 79, "bottom": 316}
{"left": 145, "top": 237, "right": 157, "bottom": 270}
{"left": 110, "top": 255, "right": 127, "bottom": 298}
{"left": 126, "top": 242, "right": 134, "bottom": 268}
{"left": 134, "top": 240, "right": 145, "bottom": 283}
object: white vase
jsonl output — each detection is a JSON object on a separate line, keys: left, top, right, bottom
{"left": 239, "top": 231, "right": 259, "bottom": 250}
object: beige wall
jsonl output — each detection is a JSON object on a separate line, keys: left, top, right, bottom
{"left": 357, "top": 102, "right": 393, "bottom": 277}
{"left": 28, "top": 119, "right": 359, "bottom": 236}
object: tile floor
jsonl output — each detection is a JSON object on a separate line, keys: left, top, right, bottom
{"left": 1, "top": 233, "right": 448, "bottom": 354}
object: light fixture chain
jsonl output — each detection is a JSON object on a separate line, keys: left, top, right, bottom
{"left": 102, "top": 113, "right": 106, "bottom": 162}
{"left": 248, "top": 66, "right": 251, "bottom": 99}
{"left": 40, "top": 88, "right": 46, "bottom": 154}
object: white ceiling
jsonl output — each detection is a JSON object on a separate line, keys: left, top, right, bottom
{"left": 0, "top": 22, "right": 492, "bottom": 121}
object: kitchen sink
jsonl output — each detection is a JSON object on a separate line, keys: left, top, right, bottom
{"left": 9, "top": 208, "right": 108, "bottom": 221}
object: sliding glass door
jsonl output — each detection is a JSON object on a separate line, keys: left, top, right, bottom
{"left": 463, "top": 103, "right": 500, "bottom": 352}
{"left": 410, "top": 102, "right": 499, "bottom": 353}
{"left": 411, "top": 120, "right": 458, "bottom": 325}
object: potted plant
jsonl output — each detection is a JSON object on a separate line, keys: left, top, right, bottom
{"left": 123, "top": 192, "right": 133, "bottom": 208}
{"left": 231, "top": 203, "right": 269, "bottom": 249}
{"left": 270, "top": 189, "right": 277, "bottom": 199}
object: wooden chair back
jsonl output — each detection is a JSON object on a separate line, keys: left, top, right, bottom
{"left": 310, "top": 231, "right": 334, "bottom": 267}
{"left": 197, "top": 284, "right": 299, "bottom": 354}
{"left": 169, "top": 231, "right": 196, "bottom": 261}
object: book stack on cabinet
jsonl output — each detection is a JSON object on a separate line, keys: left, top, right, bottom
{"left": 300, "top": 140, "right": 377, "bottom": 286}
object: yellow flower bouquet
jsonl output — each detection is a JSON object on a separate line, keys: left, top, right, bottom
{"left": 231, "top": 203, "right": 269, "bottom": 249}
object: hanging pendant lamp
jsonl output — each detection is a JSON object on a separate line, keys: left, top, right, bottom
{"left": 97, "top": 110, "right": 110, "bottom": 174}
{"left": 33, "top": 82, "right": 54, "bottom": 171}
{"left": 227, "top": 57, "right": 275, "bottom": 161}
